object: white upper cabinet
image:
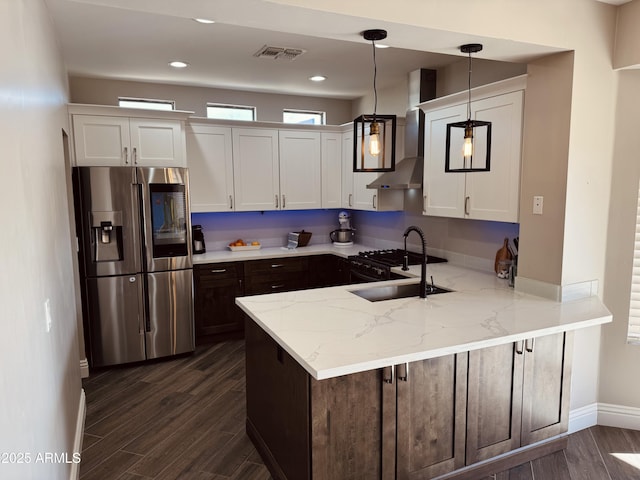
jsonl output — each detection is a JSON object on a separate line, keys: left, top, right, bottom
{"left": 321, "top": 132, "right": 342, "bottom": 209}
{"left": 72, "top": 115, "right": 131, "bottom": 166}
{"left": 342, "top": 125, "right": 404, "bottom": 212}
{"left": 70, "top": 105, "right": 189, "bottom": 167}
{"left": 186, "top": 124, "right": 234, "bottom": 212}
{"left": 279, "top": 130, "right": 322, "bottom": 210}
{"left": 341, "top": 129, "right": 355, "bottom": 209}
{"left": 421, "top": 77, "right": 525, "bottom": 223}
{"left": 128, "top": 118, "right": 185, "bottom": 167}
{"left": 232, "top": 128, "right": 280, "bottom": 211}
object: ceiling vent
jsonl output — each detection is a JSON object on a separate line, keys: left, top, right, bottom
{"left": 253, "top": 45, "right": 306, "bottom": 61}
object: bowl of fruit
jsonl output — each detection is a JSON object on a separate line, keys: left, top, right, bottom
{"left": 228, "top": 239, "right": 261, "bottom": 251}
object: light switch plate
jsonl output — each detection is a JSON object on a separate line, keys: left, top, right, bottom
{"left": 533, "top": 196, "right": 544, "bottom": 215}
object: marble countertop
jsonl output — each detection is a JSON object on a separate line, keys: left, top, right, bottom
{"left": 235, "top": 262, "right": 612, "bottom": 380}
{"left": 192, "top": 243, "right": 368, "bottom": 264}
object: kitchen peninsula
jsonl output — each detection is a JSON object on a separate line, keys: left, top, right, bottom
{"left": 235, "top": 261, "right": 611, "bottom": 480}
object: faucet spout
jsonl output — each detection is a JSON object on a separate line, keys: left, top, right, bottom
{"left": 403, "top": 226, "right": 427, "bottom": 298}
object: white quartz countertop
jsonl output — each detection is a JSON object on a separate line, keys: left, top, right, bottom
{"left": 192, "top": 243, "right": 367, "bottom": 264}
{"left": 235, "top": 263, "right": 612, "bottom": 380}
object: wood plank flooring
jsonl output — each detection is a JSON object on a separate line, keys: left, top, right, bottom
{"left": 80, "top": 339, "right": 640, "bottom": 480}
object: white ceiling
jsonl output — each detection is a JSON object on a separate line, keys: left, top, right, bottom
{"left": 44, "top": 0, "right": 624, "bottom": 100}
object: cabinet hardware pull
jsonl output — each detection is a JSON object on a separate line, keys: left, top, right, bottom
{"left": 525, "top": 338, "right": 535, "bottom": 353}
{"left": 282, "top": 194, "right": 286, "bottom": 208}
{"left": 382, "top": 365, "right": 394, "bottom": 384}
{"left": 515, "top": 340, "right": 524, "bottom": 355}
{"left": 465, "top": 196, "right": 470, "bottom": 216}
{"left": 348, "top": 193, "right": 353, "bottom": 207}
{"left": 397, "top": 363, "right": 409, "bottom": 382}
{"left": 133, "top": 147, "right": 138, "bottom": 165}
{"left": 275, "top": 195, "right": 279, "bottom": 208}
{"left": 271, "top": 264, "right": 284, "bottom": 268}
{"left": 229, "top": 195, "right": 233, "bottom": 210}
{"left": 210, "top": 269, "right": 227, "bottom": 273}
{"left": 271, "top": 284, "right": 285, "bottom": 289}
{"left": 423, "top": 195, "right": 427, "bottom": 213}
{"left": 373, "top": 194, "right": 377, "bottom": 209}
{"left": 124, "top": 147, "right": 129, "bottom": 164}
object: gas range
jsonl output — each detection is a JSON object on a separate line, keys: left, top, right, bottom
{"left": 348, "top": 249, "right": 447, "bottom": 283}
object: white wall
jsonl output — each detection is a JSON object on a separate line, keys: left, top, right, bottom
{"left": 600, "top": 70, "right": 640, "bottom": 408}
{"left": 69, "top": 76, "right": 354, "bottom": 125}
{"left": 0, "top": 1, "right": 81, "bottom": 479}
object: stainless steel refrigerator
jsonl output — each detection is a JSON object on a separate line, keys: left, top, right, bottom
{"left": 73, "top": 166, "right": 194, "bottom": 367}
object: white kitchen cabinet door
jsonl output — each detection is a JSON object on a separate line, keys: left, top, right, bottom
{"left": 352, "top": 171, "right": 379, "bottom": 211}
{"left": 341, "top": 127, "right": 404, "bottom": 212}
{"left": 232, "top": 128, "right": 280, "bottom": 211}
{"left": 73, "top": 115, "right": 131, "bottom": 166}
{"left": 423, "top": 104, "right": 467, "bottom": 218}
{"left": 321, "top": 132, "right": 342, "bottom": 209}
{"left": 422, "top": 89, "right": 523, "bottom": 223}
{"left": 73, "top": 115, "right": 185, "bottom": 167}
{"left": 186, "top": 125, "right": 234, "bottom": 212}
{"left": 341, "top": 129, "right": 355, "bottom": 208}
{"left": 129, "top": 118, "right": 185, "bottom": 167}
{"left": 465, "top": 91, "right": 523, "bottom": 222}
{"left": 279, "top": 130, "right": 322, "bottom": 210}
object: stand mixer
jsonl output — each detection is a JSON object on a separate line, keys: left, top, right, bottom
{"left": 330, "top": 211, "right": 355, "bottom": 246}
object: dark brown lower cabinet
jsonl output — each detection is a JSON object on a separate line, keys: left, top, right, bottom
{"left": 245, "top": 318, "right": 468, "bottom": 480}
{"left": 245, "top": 321, "right": 573, "bottom": 480}
{"left": 466, "top": 332, "right": 573, "bottom": 465}
{"left": 396, "top": 354, "right": 468, "bottom": 479}
{"left": 194, "top": 263, "right": 244, "bottom": 345}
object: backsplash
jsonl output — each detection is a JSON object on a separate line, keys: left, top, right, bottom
{"left": 192, "top": 209, "right": 520, "bottom": 273}
{"left": 191, "top": 210, "right": 342, "bottom": 251}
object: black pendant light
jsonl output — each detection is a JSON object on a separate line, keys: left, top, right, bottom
{"left": 353, "top": 29, "right": 397, "bottom": 173}
{"left": 445, "top": 43, "right": 491, "bottom": 173}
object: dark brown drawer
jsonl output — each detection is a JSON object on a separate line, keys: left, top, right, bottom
{"left": 244, "top": 257, "right": 307, "bottom": 276}
{"left": 195, "top": 262, "right": 242, "bottom": 283}
{"left": 245, "top": 273, "right": 307, "bottom": 295}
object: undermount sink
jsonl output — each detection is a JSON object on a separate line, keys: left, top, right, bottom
{"left": 350, "top": 283, "right": 452, "bottom": 302}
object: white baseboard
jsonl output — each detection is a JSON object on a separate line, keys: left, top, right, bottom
{"left": 69, "top": 389, "right": 86, "bottom": 480}
{"left": 569, "top": 402, "right": 640, "bottom": 433}
{"left": 598, "top": 402, "right": 640, "bottom": 431}
{"left": 80, "top": 358, "right": 89, "bottom": 378}
{"left": 569, "top": 403, "right": 599, "bottom": 433}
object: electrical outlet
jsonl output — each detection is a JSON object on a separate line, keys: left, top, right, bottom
{"left": 533, "top": 196, "right": 544, "bottom": 215}
{"left": 44, "top": 298, "right": 52, "bottom": 332}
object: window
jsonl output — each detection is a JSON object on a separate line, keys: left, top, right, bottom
{"left": 118, "top": 97, "right": 175, "bottom": 111}
{"left": 629, "top": 181, "right": 640, "bottom": 343}
{"left": 206, "top": 103, "right": 256, "bottom": 121}
{"left": 283, "top": 109, "right": 326, "bottom": 125}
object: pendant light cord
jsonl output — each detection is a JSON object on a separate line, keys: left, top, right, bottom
{"left": 371, "top": 39, "right": 378, "bottom": 121}
{"left": 467, "top": 50, "right": 472, "bottom": 120}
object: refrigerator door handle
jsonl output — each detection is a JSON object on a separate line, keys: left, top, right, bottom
{"left": 130, "top": 275, "right": 145, "bottom": 334}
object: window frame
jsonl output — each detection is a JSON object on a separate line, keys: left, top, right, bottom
{"left": 629, "top": 180, "right": 640, "bottom": 344}
{"left": 283, "top": 109, "right": 326, "bottom": 125}
{"left": 118, "top": 97, "right": 175, "bottom": 111}
{"left": 206, "top": 103, "right": 256, "bottom": 121}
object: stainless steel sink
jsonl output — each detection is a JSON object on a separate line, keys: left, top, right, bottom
{"left": 350, "top": 283, "right": 452, "bottom": 302}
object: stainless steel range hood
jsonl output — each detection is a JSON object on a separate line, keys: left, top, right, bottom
{"left": 367, "top": 69, "right": 436, "bottom": 190}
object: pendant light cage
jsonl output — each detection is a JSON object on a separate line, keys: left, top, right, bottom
{"left": 445, "top": 43, "right": 492, "bottom": 173}
{"left": 354, "top": 29, "right": 396, "bottom": 173}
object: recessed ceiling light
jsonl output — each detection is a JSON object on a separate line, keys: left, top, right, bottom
{"left": 309, "top": 75, "right": 327, "bottom": 82}
{"left": 169, "top": 61, "right": 189, "bottom": 68}
{"left": 193, "top": 18, "right": 215, "bottom": 24}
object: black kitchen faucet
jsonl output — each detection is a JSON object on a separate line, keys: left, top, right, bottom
{"left": 402, "top": 225, "right": 427, "bottom": 298}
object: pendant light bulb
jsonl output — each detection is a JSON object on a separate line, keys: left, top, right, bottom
{"left": 369, "top": 121, "right": 381, "bottom": 156}
{"left": 462, "top": 123, "right": 474, "bottom": 159}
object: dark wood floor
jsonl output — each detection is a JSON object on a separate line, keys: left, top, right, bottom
{"left": 80, "top": 339, "right": 640, "bottom": 480}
